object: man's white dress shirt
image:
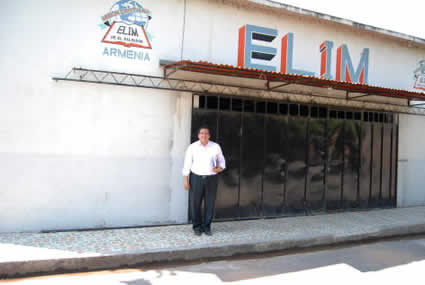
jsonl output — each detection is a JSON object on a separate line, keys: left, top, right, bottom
{"left": 182, "top": 140, "right": 226, "bottom": 176}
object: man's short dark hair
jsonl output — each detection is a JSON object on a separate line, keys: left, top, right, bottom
{"left": 198, "top": 126, "right": 210, "bottom": 134}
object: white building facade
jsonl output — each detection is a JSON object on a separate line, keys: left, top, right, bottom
{"left": 1, "top": 0, "right": 425, "bottom": 232}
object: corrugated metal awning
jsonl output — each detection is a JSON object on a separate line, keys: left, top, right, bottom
{"left": 164, "top": 60, "right": 425, "bottom": 101}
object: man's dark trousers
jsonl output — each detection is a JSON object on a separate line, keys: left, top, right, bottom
{"left": 189, "top": 173, "right": 218, "bottom": 232}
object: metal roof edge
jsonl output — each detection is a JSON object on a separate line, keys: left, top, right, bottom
{"left": 248, "top": 0, "right": 425, "bottom": 47}
{"left": 163, "top": 60, "right": 425, "bottom": 100}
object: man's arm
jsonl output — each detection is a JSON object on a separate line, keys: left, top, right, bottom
{"left": 213, "top": 145, "right": 226, "bottom": 173}
{"left": 182, "top": 145, "right": 193, "bottom": 190}
{"left": 183, "top": 175, "right": 190, "bottom": 190}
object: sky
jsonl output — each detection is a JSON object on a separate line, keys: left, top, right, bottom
{"left": 274, "top": 0, "right": 425, "bottom": 39}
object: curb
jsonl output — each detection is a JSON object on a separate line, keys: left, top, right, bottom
{"left": 2, "top": 223, "right": 425, "bottom": 278}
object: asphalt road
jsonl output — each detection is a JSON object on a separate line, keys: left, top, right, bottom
{"left": 4, "top": 234, "right": 425, "bottom": 284}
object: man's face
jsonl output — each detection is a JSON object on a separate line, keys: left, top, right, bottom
{"left": 198, "top": 128, "right": 210, "bottom": 144}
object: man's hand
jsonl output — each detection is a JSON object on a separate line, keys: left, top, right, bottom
{"left": 212, "top": 167, "right": 223, "bottom": 173}
{"left": 183, "top": 176, "right": 190, "bottom": 191}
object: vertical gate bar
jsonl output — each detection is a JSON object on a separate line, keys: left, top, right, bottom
{"left": 342, "top": 118, "right": 360, "bottom": 209}
{"left": 370, "top": 120, "right": 382, "bottom": 207}
{"left": 305, "top": 116, "right": 310, "bottom": 213}
{"left": 215, "top": 96, "right": 220, "bottom": 219}
{"left": 340, "top": 121, "right": 345, "bottom": 207}
{"left": 356, "top": 120, "right": 361, "bottom": 205}
{"left": 358, "top": 111, "right": 364, "bottom": 205}
{"left": 379, "top": 122, "right": 384, "bottom": 202}
{"left": 283, "top": 114, "right": 288, "bottom": 214}
{"left": 238, "top": 109, "right": 242, "bottom": 218}
{"left": 260, "top": 102, "right": 268, "bottom": 217}
{"left": 360, "top": 119, "right": 366, "bottom": 208}
{"left": 358, "top": 118, "right": 362, "bottom": 205}
{"left": 389, "top": 125, "right": 393, "bottom": 202}
{"left": 369, "top": 121, "right": 372, "bottom": 206}
{"left": 238, "top": 99, "right": 244, "bottom": 220}
{"left": 324, "top": 112, "right": 328, "bottom": 210}
{"left": 284, "top": 110, "right": 288, "bottom": 214}
{"left": 286, "top": 111, "right": 308, "bottom": 214}
{"left": 381, "top": 122, "right": 392, "bottom": 206}
{"left": 214, "top": 100, "right": 241, "bottom": 220}
{"left": 239, "top": 100, "right": 264, "bottom": 218}
{"left": 394, "top": 116, "right": 399, "bottom": 206}
{"left": 369, "top": 124, "right": 373, "bottom": 205}
{"left": 307, "top": 107, "right": 327, "bottom": 213}
{"left": 263, "top": 108, "right": 284, "bottom": 217}
{"left": 304, "top": 113, "right": 310, "bottom": 214}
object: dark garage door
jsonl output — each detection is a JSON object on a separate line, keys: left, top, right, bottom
{"left": 190, "top": 94, "right": 398, "bottom": 221}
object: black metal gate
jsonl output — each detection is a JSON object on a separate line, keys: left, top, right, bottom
{"left": 191, "top": 94, "right": 398, "bottom": 221}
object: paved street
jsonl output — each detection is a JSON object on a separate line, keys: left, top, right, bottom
{"left": 4, "top": 234, "right": 425, "bottom": 284}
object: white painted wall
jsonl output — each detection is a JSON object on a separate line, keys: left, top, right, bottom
{"left": 0, "top": 0, "right": 191, "bottom": 232}
{"left": 183, "top": 0, "right": 425, "bottom": 91}
{"left": 1, "top": 0, "right": 425, "bottom": 232}
{"left": 397, "top": 114, "right": 425, "bottom": 207}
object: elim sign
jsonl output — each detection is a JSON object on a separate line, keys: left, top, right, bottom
{"left": 99, "top": 0, "right": 153, "bottom": 62}
{"left": 238, "top": 24, "right": 370, "bottom": 84}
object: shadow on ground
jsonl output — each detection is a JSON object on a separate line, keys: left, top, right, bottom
{"left": 150, "top": 235, "right": 425, "bottom": 282}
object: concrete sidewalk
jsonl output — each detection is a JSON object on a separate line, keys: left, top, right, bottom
{"left": 1, "top": 206, "right": 425, "bottom": 278}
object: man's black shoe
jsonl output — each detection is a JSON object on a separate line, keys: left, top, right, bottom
{"left": 194, "top": 229, "right": 202, "bottom": 236}
{"left": 204, "top": 229, "right": 212, "bottom": 236}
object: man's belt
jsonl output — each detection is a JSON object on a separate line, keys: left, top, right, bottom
{"left": 192, "top": 173, "right": 214, "bottom": 179}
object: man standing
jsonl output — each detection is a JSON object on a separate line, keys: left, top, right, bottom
{"left": 183, "top": 126, "right": 226, "bottom": 236}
